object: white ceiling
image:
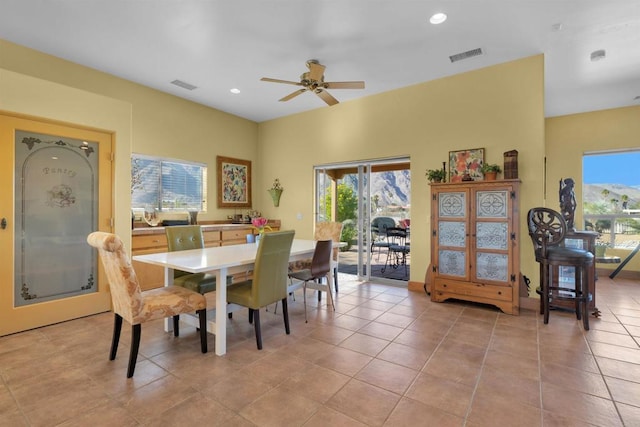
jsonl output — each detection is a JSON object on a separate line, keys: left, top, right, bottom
{"left": 1, "top": 1, "right": 639, "bottom": 123}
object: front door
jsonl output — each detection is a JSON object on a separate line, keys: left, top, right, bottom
{"left": 0, "top": 113, "right": 113, "bottom": 336}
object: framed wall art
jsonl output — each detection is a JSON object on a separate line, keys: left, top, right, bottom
{"left": 449, "top": 148, "right": 484, "bottom": 182}
{"left": 217, "top": 156, "right": 252, "bottom": 208}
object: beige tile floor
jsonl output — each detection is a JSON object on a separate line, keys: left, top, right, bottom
{"left": 1, "top": 274, "right": 640, "bottom": 426}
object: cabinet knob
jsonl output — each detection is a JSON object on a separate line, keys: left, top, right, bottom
{"left": 498, "top": 291, "right": 502, "bottom": 295}
{"left": 152, "top": 239, "right": 159, "bottom": 243}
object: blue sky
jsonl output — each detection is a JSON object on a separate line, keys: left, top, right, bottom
{"left": 583, "top": 152, "right": 640, "bottom": 186}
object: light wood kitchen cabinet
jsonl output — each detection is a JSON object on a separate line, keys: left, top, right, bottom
{"left": 430, "top": 180, "right": 521, "bottom": 315}
{"left": 131, "top": 225, "right": 246, "bottom": 290}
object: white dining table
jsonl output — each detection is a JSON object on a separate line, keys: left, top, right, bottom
{"left": 132, "top": 238, "right": 317, "bottom": 356}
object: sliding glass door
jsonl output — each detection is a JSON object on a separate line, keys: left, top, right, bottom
{"left": 315, "top": 157, "right": 410, "bottom": 284}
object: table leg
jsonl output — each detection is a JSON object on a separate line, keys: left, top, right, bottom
{"left": 215, "top": 267, "right": 228, "bottom": 356}
{"left": 163, "top": 267, "right": 175, "bottom": 333}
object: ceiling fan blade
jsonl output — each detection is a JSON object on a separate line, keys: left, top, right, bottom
{"left": 261, "top": 77, "right": 303, "bottom": 86}
{"left": 279, "top": 88, "right": 307, "bottom": 102}
{"left": 308, "top": 62, "right": 326, "bottom": 81}
{"left": 324, "top": 81, "right": 365, "bottom": 90}
{"left": 315, "top": 89, "right": 339, "bottom": 106}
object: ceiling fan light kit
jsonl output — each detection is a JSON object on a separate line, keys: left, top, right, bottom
{"left": 261, "top": 60, "right": 365, "bottom": 106}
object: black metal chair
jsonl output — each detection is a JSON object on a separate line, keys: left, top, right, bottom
{"left": 371, "top": 217, "right": 396, "bottom": 260}
{"left": 527, "top": 207, "right": 594, "bottom": 330}
{"left": 381, "top": 227, "right": 410, "bottom": 277}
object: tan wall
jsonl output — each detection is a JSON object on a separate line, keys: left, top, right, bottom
{"left": 258, "top": 55, "right": 546, "bottom": 285}
{"left": 0, "top": 39, "right": 258, "bottom": 227}
{"left": 546, "top": 105, "right": 640, "bottom": 274}
{"left": 0, "top": 69, "right": 133, "bottom": 248}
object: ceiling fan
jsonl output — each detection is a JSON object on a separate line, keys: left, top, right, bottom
{"left": 261, "top": 59, "right": 365, "bottom": 106}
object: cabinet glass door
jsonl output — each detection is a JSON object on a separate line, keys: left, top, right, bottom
{"left": 474, "top": 189, "right": 510, "bottom": 283}
{"left": 437, "top": 191, "right": 467, "bottom": 278}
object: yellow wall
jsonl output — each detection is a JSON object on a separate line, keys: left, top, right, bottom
{"left": 16, "top": 34, "right": 637, "bottom": 288}
{"left": 0, "top": 39, "right": 258, "bottom": 228}
{"left": 258, "top": 55, "right": 546, "bottom": 285}
{"left": 546, "top": 106, "right": 640, "bottom": 273}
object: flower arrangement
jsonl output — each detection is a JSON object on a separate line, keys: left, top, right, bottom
{"left": 251, "top": 217, "right": 272, "bottom": 235}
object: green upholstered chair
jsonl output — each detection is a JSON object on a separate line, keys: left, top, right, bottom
{"left": 226, "top": 230, "right": 295, "bottom": 350}
{"left": 288, "top": 239, "right": 334, "bottom": 323}
{"left": 87, "top": 232, "right": 207, "bottom": 378}
{"left": 165, "top": 225, "right": 218, "bottom": 293}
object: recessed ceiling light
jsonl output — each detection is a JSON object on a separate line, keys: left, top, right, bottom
{"left": 230, "top": 88, "right": 241, "bottom": 94}
{"left": 551, "top": 23, "right": 563, "bottom": 31}
{"left": 590, "top": 49, "right": 606, "bottom": 62}
{"left": 430, "top": 13, "right": 447, "bottom": 25}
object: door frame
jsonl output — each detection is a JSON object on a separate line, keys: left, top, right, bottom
{"left": 0, "top": 112, "right": 113, "bottom": 336}
{"left": 314, "top": 157, "right": 410, "bottom": 284}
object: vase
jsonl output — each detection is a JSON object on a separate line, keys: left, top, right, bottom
{"left": 268, "top": 188, "right": 283, "bottom": 207}
{"left": 595, "top": 245, "right": 606, "bottom": 258}
{"left": 255, "top": 233, "right": 262, "bottom": 246}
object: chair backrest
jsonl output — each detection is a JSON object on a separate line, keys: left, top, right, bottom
{"left": 371, "top": 217, "right": 396, "bottom": 234}
{"left": 166, "top": 225, "right": 205, "bottom": 278}
{"left": 166, "top": 225, "right": 205, "bottom": 251}
{"left": 314, "top": 221, "right": 343, "bottom": 261}
{"left": 87, "top": 231, "right": 142, "bottom": 324}
{"left": 527, "top": 207, "right": 567, "bottom": 258}
{"left": 251, "top": 230, "right": 295, "bottom": 307}
{"left": 310, "top": 240, "right": 333, "bottom": 277}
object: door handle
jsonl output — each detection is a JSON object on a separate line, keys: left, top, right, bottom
{"left": 1, "top": 218, "right": 6, "bottom": 229}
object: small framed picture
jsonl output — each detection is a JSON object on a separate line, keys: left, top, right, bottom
{"left": 217, "top": 156, "right": 252, "bottom": 208}
{"left": 449, "top": 148, "right": 485, "bottom": 182}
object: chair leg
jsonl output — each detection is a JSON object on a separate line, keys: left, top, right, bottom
{"left": 576, "top": 267, "right": 589, "bottom": 331}
{"left": 173, "top": 315, "right": 180, "bottom": 337}
{"left": 542, "top": 263, "right": 551, "bottom": 324}
{"left": 282, "top": 298, "right": 291, "bottom": 335}
{"left": 303, "top": 281, "right": 308, "bottom": 323}
{"left": 127, "top": 324, "right": 141, "bottom": 378}
{"left": 249, "top": 309, "right": 253, "bottom": 324}
{"left": 325, "top": 275, "right": 336, "bottom": 311}
{"left": 252, "top": 309, "right": 262, "bottom": 350}
{"left": 110, "top": 313, "right": 123, "bottom": 361}
{"left": 197, "top": 309, "right": 208, "bottom": 353}
{"left": 334, "top": 266, "right": 339, "bottom": 293}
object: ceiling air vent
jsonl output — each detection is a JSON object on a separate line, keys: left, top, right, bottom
{"left": 449, "top": 48, "right": 483, "bottom": 63}
{"left": 170, "top": 79, "right": 197, "bottom": 91}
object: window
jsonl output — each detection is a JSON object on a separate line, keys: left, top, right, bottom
{"left": 131, "top": 154, "right": 207, "bottom": 212}
{"left": 583, "top": 150, "right": 640, "bottom": 249}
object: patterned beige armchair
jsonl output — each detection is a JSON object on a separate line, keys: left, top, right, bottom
{"left": 87, "top": 231, "right": 208, "bottom": 378}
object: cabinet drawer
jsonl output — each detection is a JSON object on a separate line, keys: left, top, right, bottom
{"left": 203, "top": 230, "right": 222, "bottom": 246}
{"left": 222, "top": 228, "right": 251, "bottom": 242}
{"left": 132, "top": 234, "right": 167, "bottom": 251}
{"left": 434, "top": 279, "right": 512, "bottom": 302}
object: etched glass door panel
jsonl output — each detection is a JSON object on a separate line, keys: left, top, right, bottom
{"left": 438, "top": 249, "right": 466, "bottom": 277}
{"left": 476, "top": 190, "right": 508, "bottom": 218}
{"left": 476, "top": 222, "right": 508, "bottom": 250}
{"left": 438, "top": 192, "right": 466, "bottom": 218}
{"left": 14, "top": 131, "right": 99, "bottom": 306}
{"left": 476, "top": 253, "right": 509, "bottom": 282}
{"left": 439, "top": 221, "right": 466, "bottom": 247}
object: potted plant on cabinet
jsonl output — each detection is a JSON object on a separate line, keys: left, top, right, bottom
{"left": 481, "top": 163, "right": 501, "bottom": 180}
{"left": 426, "top": 168, "right": 446, "bottom": 183}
